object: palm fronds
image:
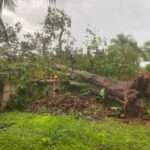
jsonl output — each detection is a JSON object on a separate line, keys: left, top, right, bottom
{"left": 49, "top": 0, "right": 56, "bottom": 7}
{"left": 0, "top": 0, "right": 16, "bottom": 14}
{"left": 0, "top": 0, "right": 16, "bottom": 43}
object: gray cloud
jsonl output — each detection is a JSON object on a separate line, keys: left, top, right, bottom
{"left": 3, "top": 0, "right": 150, "bottom": 45}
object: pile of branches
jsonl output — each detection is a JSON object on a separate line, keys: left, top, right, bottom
{"left": 26, "top": 94, "right": 105, "bottom": 120}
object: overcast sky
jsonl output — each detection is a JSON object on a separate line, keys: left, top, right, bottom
{"left": 3, "top": 0, "right": 150, "bottom": 45}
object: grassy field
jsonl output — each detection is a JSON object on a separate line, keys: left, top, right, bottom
{"left": 0, "top": 112, "right": 150, "bottom": 150}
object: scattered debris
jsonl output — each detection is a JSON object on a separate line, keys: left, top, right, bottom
{"left": 25, "top": 94, "right": 106, "bottom": 120}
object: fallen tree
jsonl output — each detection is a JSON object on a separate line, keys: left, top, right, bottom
{"left": 56, "top": 64, "right": 150, "bottom": 117}
{"left": 0, "top": 64, "right": 150, "bottom": 117}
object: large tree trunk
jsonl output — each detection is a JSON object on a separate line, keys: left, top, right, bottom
{"left": 56, "top": 64, "right": 149, "bottom": 117}
{"left": 0, "top": 17, "right": 8, "bottom": 43}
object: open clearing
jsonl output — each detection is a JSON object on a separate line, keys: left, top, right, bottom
{"left": 0, "top": 112, "right": 150, "bottom": 150}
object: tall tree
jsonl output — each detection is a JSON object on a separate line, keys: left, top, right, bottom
{"left": 49, "top": 0, "right": 56, "bottom": 8}
{"left": 142, "top": 41, "right": 150, "bottom": 61}
{"left": 107, "top": 34, "right": 142, "bottom": 79}
{"left": 44, "top": 7, "right": 71, "bottom": 56}
{"left": 0, "top": 0, "right": 55, "bottom": 43}
{"left": 0, "top": 0, "right": 15, "bottom": 42}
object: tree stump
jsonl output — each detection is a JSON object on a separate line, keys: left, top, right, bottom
{"left": 0, "top": 83, "right": 15, "bottom": 112}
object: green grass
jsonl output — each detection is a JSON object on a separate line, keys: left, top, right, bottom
{"left": 0, "top": 112, "right": 150, "bottom": 150}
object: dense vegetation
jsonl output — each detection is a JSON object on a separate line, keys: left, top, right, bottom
{"left": 0, "top": 1, "right": 150, "bottom": 150}
{"left": 0, "top": 7, "right": 150, "bottom": 80}
{"left": 0, "top": 7, "right": 150, "bottom": 109}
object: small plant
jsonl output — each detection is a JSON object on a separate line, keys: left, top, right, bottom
{"left": 39, "top": 106, "right": 49, "bottom": 113}
{"left": 99, "top": 88, "right": 106, "bottom": 99}
{"left": 96, "top": 88, "right": 106, "bottom": 102}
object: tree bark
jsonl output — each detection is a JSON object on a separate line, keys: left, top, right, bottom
{"left": 0, "top": 83, "right": 15, "bottom": 112}
{"left": 0, "top": 16, "right": 8, "bottom": 43}
{"left": 56, "top": 64, "right": 148, "bottom": 117}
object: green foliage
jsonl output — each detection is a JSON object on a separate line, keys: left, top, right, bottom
{"left": 146, "top": 64, "right": 150, "bottom": 72}
{"left": 0, "top": 7, "right": 147, "bottom": 111}
{"left": 2, "top": 62, "right": 52, "bottom": 109}
{"left": 106, "top": 34, "right": 141, "bottom": 79}
{"left": 44, "top": 7, "right": 72, "bottom": 56}
{"left": 142, "top": 41, "right": 150, "bottom": 61}
{"left": 39, "top": 106, "right": 49, "bottom": 113}
{"left": 69, "top": 33, "right": 142, "bottom": 80}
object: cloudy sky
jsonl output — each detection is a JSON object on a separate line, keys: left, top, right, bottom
{"left": 3, "top": 0, "right": 150, "bottom": 45}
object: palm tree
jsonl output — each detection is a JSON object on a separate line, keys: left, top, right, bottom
{"left": 49, "top": 0, "right": 56, "bottom": 5}
{"left": 0, "top": 0, "right": 56, "bottom": 42}
{"left": 49, "top": 0, "right": 56, "bottom": 8}
{"left": 0, "top": 0, "right": 15, "bottom": 42}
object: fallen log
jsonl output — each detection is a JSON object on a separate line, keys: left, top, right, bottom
{"left": 31, "top": 79, "right": 99, "bottom": 96}
{"left": 56, "top": 64, "right": 150, "bottom": 117}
